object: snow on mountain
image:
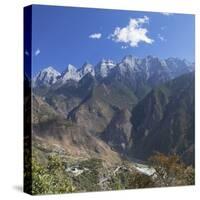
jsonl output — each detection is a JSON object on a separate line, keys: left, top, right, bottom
{"left": 78, "top": 62, "right": 95, "bottom": 77}
{"left": 117, "top": 55, "right": 139, "bottom": 74}
{"left": 33, "top": 56, "right": 194, "bottom": 88}
{"left": 57, "top": 63, "right": 95, "bottom": 84}
{"left": 122, "top": 55, "right": 137, "bottom": 67}
{"left": 142, "top": 56, "right": 172, "bottom": 83}
{"left": 165, "top": 58, "right": 194, "bottom": 78}
{"left": 33, "top": 66, "right": 61, "bottom": 87}
{"left": 95, "top": 59, "right": 116, "bottom": 78}
{"left": 59, "top": 64, "right": 80, "bottom": 83}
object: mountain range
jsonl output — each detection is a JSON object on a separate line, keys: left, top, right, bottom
{"left": 33, "top": 55, "right": 194, "bottom": 88}
{"left": 31, "top": 55, "right": 195, "bottom": 166}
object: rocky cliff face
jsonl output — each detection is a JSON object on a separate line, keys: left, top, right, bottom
{"left": 33, "top": 55, "right": 193, "bottom": 89}
{"left": 129, "top": 72, "right": 194, "bottom": 165}
{"left": 101, "top": 109, "right": 133, "bottom": 154}
{"left": 32, "top": 55, "right": 195, "bottom": 166}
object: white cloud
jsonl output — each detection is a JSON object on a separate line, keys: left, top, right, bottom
{"left": 109, "top": 16, "right": 154, "bottom": 47}
{"left": 158, "top": 34, "right": 166, "bottom": 42}
{"left": 35, "top": 48, "right": 40, "bottom": 56}
{"left": 89, "top": 33, "right": 102, "bottom": 39}
{"left": 161, "top": 12, "right": 173, "bottom": 16}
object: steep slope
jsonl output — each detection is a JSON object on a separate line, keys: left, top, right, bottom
{"left": 43, "top": 74, "right": 96, "bottom": 117}
{"left": 33, "top": 120, "right": 122, "bottom": 165}
{"left": 59, "top": 64, "right": 80, "bottom": 83}
{"left": 104, "top": 55, "right": 193, "bottom": 100}
{"left": 33, "top": 56, "right": 194, "bottom": 92}
{"left": 101, "top": 109, "right": 133, "bottom": 154}
{"left": 32, "top": 95, "right": 122, "bottom": 165}
{"left": 100, "top": 72, "right": 194, "bottom": 165}
{"left": 33, "top": 56, "right": 194, "bottom": 118}
{"left": 33, "top": 66, "right": 61, "bottom": 87}
{"left": 95, "top": 78, "right": 138, "bottom": 110}
{"left": 129, "top": 72, "right": 194, "bottom": 165}
{"left": 67, "top": 74, "right": 138, "bottom": 136}
{"left": 32, "top": 55, "right": 195, "bottom": 167}
{"left": 95, "top": 59, "right": 116, "bottom": 78}
{"left": 67, "top": 88, "right": 116, "bottom": 135}
{"left": 78, "top": 62, "right": 95, "bottom": 77}
{"left": 32, "top": 95, "right": 60, "bottom": 124}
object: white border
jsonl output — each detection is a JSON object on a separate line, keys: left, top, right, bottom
{"left": 0, "top": 0, "right": 200, "bottom": 199}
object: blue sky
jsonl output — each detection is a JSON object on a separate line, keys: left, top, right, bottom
{"left": 30, "top": 5, "right": 195, "bottom": 75}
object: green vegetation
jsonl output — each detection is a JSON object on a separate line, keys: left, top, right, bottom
{"left": 108, "top": 152, "right": 194, "bottom": 191}
{"left": 127, "top": 173, "right": 155, "bottom": 189}
{"left": 72, "top": 159, "right": 103, "bottom": 192}
{"left": 30, "top": 143, "right": 194, "bottom": 194}
{"left": 109, "top": 170, "right": 130, "bottom": 190}
{"left": 28, "top": 134, "right": 195, "bottom": 195}
{"left": 149, "top": 152, "right": 195, "bottom": 186}
{"left": 32, "top": 154, "right": 75, "bottom": 195}
{"left": 109, "top": 168, "right": 154, "bottom": 190}
{"left": 28, "top": 58, "right": 195, "bottom": 195}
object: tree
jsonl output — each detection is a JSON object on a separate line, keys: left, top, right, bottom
{"left": 72, "top": 158, "right": 103, "bottom": 192}
{"left": 32, "top": 154, "right": 75, "bottom": 195}
{"left": 127, "top": 173, "right": 154, "bottom": 189}
{"left": 149, "top": 152, "right": 194, "bottom": 186}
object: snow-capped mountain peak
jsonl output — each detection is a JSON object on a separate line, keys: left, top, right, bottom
{"left": 67, "top": 64, "right": 77, "bottom": 72}
{"left": 60, "top": 64, "right": 80, "bottom": 82}
{"left": 33, "top": 66, "right": 60, "bottom": 87}
{"left": 42, "top": 66, "right": 60, "bottom": 75}
{"left": 33, "top": 55, "right": 194, "bottom": 88}
{"left": 95, "top": 59, "right": 116, "bottom": 78}
{"left": 79, "top": 62, "right": 95, "bottom": 77}
{"left": 117, "top": 55, "right": 139, "bottom": 74}
{"left": 61, "top": 64, "right": 77, "bottom": 76}
{"left": 122, "top": 55, "right": 136, "bottom": 64}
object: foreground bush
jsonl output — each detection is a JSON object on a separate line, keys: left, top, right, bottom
{"left": 72, "top": 158, "right": 103, "bottom": 192}
{"left": 32, "top": 154, "right": 75, "bottom": 195}
{"left": 149, "top": 152, "right": 195, "bottom": 186}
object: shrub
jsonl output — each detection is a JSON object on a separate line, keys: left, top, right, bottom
{"left": 32, "top": 154, "right": 75, "bottom": 195}
{"left": 72, "top": 158, "right": 103, "bottom": 192}
{"left": 149, "top": 152, "right": 195, "bottom": 186}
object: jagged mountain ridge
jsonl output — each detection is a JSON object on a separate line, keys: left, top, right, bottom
{"left": 130, "top": 72, "right": 195, "bottom": 165}
{"left": 32, "top": 55, "right": 194, "bottom": 118}
{"left": 33, "top": 55, "right": 194, "bottom": 88}
{"left": 33, "top": 66, "right": 61, "bottom": 87}
{"left": 32, "top": 55, "right": 195, "bottom": 166}
{"left": 100, "top": 72, "right": 194, "bottom": 165}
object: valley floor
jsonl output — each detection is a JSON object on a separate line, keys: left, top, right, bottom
{"left": 24, "top": 136, "right": 195, "bottom": 195}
